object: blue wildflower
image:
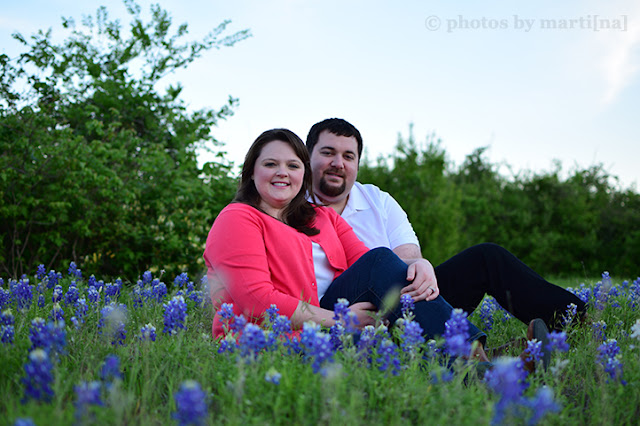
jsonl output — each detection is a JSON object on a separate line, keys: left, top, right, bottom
{"left": 0, "top": 287, "right": 10, "bottom": 310}
{"left": 13, "top": 418, "right": 36, "bottom": 426}
{"left": 526, "top": 386, "right": 561, "bottom": 425}
{"left": 36, "top": 264, "right": 46, "bottom": 280}
{"left": 1, "top": 308, "right": 14, "bottom": 326}
{"left": 376, "top": 338, "right": 401, "bottom": 375}
{"left": 64, "top": 283, "right": 79, "bottom": 306}
{"left": 484, "top": 357, "right": 529, "bottom": 424}
{"left": 218, "top": 334, "right": 237, "bottom": 354}
{"left": 29, "top": 318, "right": 66, "bottom": 357}
{"left": 238, "top": 323, "right": 268, "bottom": 360}
{"left": 22, "top": 349, "right": 54, "bottom": 402}
{"left": 523, "top": 340, "right": 543, "bottom": 363}
{"left": 299, "top": 323, "right": 335, "bottom": 374}
{"left": 478, "top": 297, "right": 498, "bottom": 330}
{"left": 592, "top": 320, "right": 607, "bottom": 341}
{"left": 400, "top": 293, "right": 415, "bottom": 318}
{"left": 68, "top": 262, "right": 78, "bottom": 277}
{"left": 140, "top": 323, "right": 157, "bottom": 342}
{"left": 74, "top": 381, "right": 104, "bottom": 422}
{"left": 333, "top": 298, "right": 359, "bottom": 334}
{"left": 87, "top": 287, "right": 100, "bottom": 305}
{"left": 37, "top": 294, "right": 45, "bottom": 308}
{"left": 142, "top": 271, "right": 153, "bottom": 285}
{"left": 173, "top": 380, "right": 208, "bottom": 426}
{"left": 163, "top": 295, "right": 188, "bottom": 335}
{"left": 230, "top": 315, "right": 247, "bottom": 334}
{"left": 265, "top": 368, "right": 282, "bottom": 385}
{"left": 562, "top": 303, "right": 578, "bottom": 327}
{"left": 597, "top": 339, "right": 626, "bottom": 384}
{"left": 547, "top": 331, "right": 569, "bottom": 353}
{"left": 49, "top": 302, "right": 64, "bottom": 323}
{"left": 99, "top": 304, "right": 128, "bottom": 346}
{"left": 399, "top": 318, "right": 424, "bottom": 354}
{"left": 444, "top": 309, "right": 471, "bottom": 357}
{"left": 174, "top": 273, "right": 189, "bottom": 289}
{"left": 101, "top": 354, "right": 123, "bottom": 383}
{"left": 74, "top": 298, "right": 88, "bottom": 324}
{"left": 1, "top": 324, "right": 15, "bottom": 344}
{"left": 13, "top": 278, "right": 33, "bottom": 312}
{"left": 46, "top": 270, "right": 60, "bottom": 289}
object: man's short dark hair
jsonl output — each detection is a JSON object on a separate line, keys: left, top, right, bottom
{"left": 306, "top": 118, "right": 363, "bottom": 161}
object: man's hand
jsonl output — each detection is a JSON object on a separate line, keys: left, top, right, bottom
{"left": 349, "top": 301, "right": 378, "bottom": 328}
{"left": 401, "top": 258, "right": 440, "bottom": 302}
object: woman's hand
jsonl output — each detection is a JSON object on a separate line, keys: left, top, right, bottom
{"left": 401, "top": 258, "right": 440, "bottom": 302}
{"left": 349, "top": 301, "right": 378, "bottom": 328}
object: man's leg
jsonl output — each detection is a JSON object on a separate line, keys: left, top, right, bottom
{"left": 320, "top": 247, "right": 486, "bottom": 343}
{"left": 435, "top": 243, "right": 587, "bottom": 329}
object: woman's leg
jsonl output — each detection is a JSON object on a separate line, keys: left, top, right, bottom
{"left": 320, "top": 247, "right": 486, "bottom": 344}
{"left": 435, "top": 243, "right": 587, "bottom": 329}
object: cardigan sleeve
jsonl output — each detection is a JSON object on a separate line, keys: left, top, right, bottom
{"left": 204, "top": 206, "right": 305, "bottom": 320}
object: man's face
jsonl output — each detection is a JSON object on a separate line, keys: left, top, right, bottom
{"left": 309, "top": 130, "right": 359, "bottom": 203}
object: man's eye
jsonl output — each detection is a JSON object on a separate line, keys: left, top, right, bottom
{"left": 345, "top": 155, "right": 355, "bottom": 161}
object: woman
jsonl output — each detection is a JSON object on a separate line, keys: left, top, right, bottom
{"left": 204, "top": 129, "right": 492, "bottom": 359}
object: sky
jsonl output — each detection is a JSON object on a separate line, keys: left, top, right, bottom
{"left": 2, "top": 0, "right": 639, "bottom": 189}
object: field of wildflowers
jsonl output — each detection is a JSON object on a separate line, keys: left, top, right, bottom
{"left": 1, "top": 264, "right": 639, "bottom": 425}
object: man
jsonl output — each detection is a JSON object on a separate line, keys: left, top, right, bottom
{"left": 306, "top": 118, "right": 587, "bottom": 332}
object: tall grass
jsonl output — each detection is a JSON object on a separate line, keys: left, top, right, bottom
{"left": 1, "top": 270, "right": 639, "bottom": 425}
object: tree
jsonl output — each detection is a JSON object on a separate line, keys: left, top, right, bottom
{"left": 0, "top": 0, "right": 250, "bottom": 279}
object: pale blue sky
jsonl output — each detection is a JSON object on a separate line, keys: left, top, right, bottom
{"left": 2, "top": 0, "right": 639, "bottom": 189}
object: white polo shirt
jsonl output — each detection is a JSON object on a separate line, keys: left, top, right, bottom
{"left": 340, "top": 182, "right": 420, "bottom": 250}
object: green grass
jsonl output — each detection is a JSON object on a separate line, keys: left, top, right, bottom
{"left": 1, "top": 273, "right": 639, "bottom": 425}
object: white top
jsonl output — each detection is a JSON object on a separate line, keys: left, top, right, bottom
{"left": 340, "top": 182, "right": 420, "bottom": 250}
{"left": 312, "top": 242, "right": 335, "bottom": 300}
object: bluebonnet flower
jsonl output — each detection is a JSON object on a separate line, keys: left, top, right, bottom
{"left": 68, "top": 261, "right": 78, "bottom": 277}
{"left": 70, "top": 316, "right": 80, "bottom": 329}
{"left": 149, "top": 281, "right": 167, "bottom": 303}
{"left": 37, "top": 294, "right": 45, "bottom": 308}
{"left": 142, "top": 271, "right": 153, "bottom": 286}
{"left": 49, "top": 302, "right": 64, "bottom": 323}
{"left": 36, "top": 264, "right": 46, "bottom": 280}
{"left": 329, "top": 322, "right": 345, "bottom": 350}
{"left": 105, "top": 282, "right": 121, "bottom": 301}
{"left": 1, "top": 308, "right": 14, "bottom": 326}
{"left": 399, "top": 318, "right": 424, "bottom": 355}
{"left": 376, "top": 338, "right": 401, "bottom": 375}
{"left": 51, "top": 285, "right": 63, "bottom": 304}
{"left": 444, "top": 309, "right": 471, "bottom": 357}
{"left": 592, "top": 320, "right": 607, "bottom": 341}
{"left": 300, "top": 322, "right": 335, "bottom": 374}
{"left": 1, "top": 324, "right": 14, "bottom": 344}
{"left": 430, "top": 368, "right": 454, "bottom": 384}
{"left": 173, "top": 380, "right": 208, "bottom": 426}
{"left": 13, "top": 418, "right": 36, "bottom": 426}
{"left": 357, "top": 325, "right": 390, "bottom": 363}
{"left": 526, "top": 386, "right": 561, "bottom": 424}
{"left": 174, "top": 272, "right": 189, "bottom": 289}
{"left": 101, "top": 354, "right": 123, "bottom": 383}
{"left": 87, "top": 275, "right": 98, "bottom": 289}
{"left": 522, "top": 340, "right": 542, "bottom": 363}
{"left": 13, "top": 278, "right": 33, "bottom": 312}
{"left": 218, "top": 333, "right": 237, "bottom": 354}
{"left": 484, "top": 357, "right": 529, "bottom": 425}
{"left": 99, "top": 303, "right": 128, "bottom": 346}
{"left": 140, "top": 323, "right": 157, "bottom": 342}
{"left": 400, "top": 293, "right": 414, "bottom": 318}
{"left": 64, "top": 283, "right": 79, "bottom": 306}
{"left": 238, "top": 323, "right": 268, "bottom": 359}
{"left": 163, "top": 295, "right": 188, "bottom": 335}
{"left": 217, "top": 303, "right": 235, "bottom": 330}
{"left": 29, "top": 318, "right": 66, "bottom": 357}
{"left": 46, "top": 270, "right": 60, "bottom": 289}
{"left": 333, "top": 298, "right": 359, "bottom": 334}
{"left": 0, "top": 287, "right": 10, "bottom": 310}
{"left": 272, "top": 315, "right": 292, "bottom": 336}
{"left": 87, "top": 287, "right": 100, "bottom": 305}
{"left": 132, "top": 286, "right": 143, "bottom": 308}
{"left": 547, "top": 331, "right": 569, "bottom": 352}
{"left": 188, "top": 290, "right": 204, "bottom": 307}
{"left": 230, "top": 315, "right": 247, "bottom": 334}
{"left": 478, "top": 297, "right": 498, "bottom": 330}
{"left": 74, "top": 298, "right": 88, "bottom": 324}
{"left": 22, "top": 348, "right": 54, "bottom": 402}
{"left": 74, "top": 381, "right": 103, "bottom": 422}
{"left": 562, "top": 303, "right": 578, "bottom": 327}
{"left": 265, "top": 368, "right": 282, "bottom": 385}
{"left": 597, "top": 339, "right": 626, "bottom": 384}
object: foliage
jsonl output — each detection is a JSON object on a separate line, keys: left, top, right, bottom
{"left": 359, "top": 127, "right": 640, "bottom": 277}
{"left": 0, "top": 0, "right": 249, "bottom": 279}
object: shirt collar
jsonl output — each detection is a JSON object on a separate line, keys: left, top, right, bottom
{"left": 342, "top": 182, "right": 370, "bottom": 216}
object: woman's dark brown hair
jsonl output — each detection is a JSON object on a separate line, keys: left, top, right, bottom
{"left": 234, "top": 128, "right": 319, "bottom": 236}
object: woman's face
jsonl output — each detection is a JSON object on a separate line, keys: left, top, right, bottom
{"left": 253, "top": 140, "right": 304, "bottom": 218}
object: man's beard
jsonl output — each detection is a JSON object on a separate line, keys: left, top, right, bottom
{"left": 319, "top": 174, "right": 346, "bottom": 197}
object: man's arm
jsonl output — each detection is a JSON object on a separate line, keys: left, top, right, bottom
{"left": 393, "top": 243, "right": 440, "bottom": 302}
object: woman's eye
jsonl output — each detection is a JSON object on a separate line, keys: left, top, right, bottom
{"left": 289, "top": 163, "right": 300, "bottom": 169}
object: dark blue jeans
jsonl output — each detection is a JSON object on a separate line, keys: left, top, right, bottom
{"left": 320, "top": 247, "right": 486, "bottom": 345}
{"left": 435, "top": 243, "right": 587, "bottom": 330}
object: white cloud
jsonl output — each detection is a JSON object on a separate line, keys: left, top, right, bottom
{"left": 601, "top": 10, "right": 640, "bottom": 103}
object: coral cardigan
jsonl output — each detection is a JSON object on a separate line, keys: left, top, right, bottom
{"left": 203, "top": 203, "right": 369, "bottom": 337}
